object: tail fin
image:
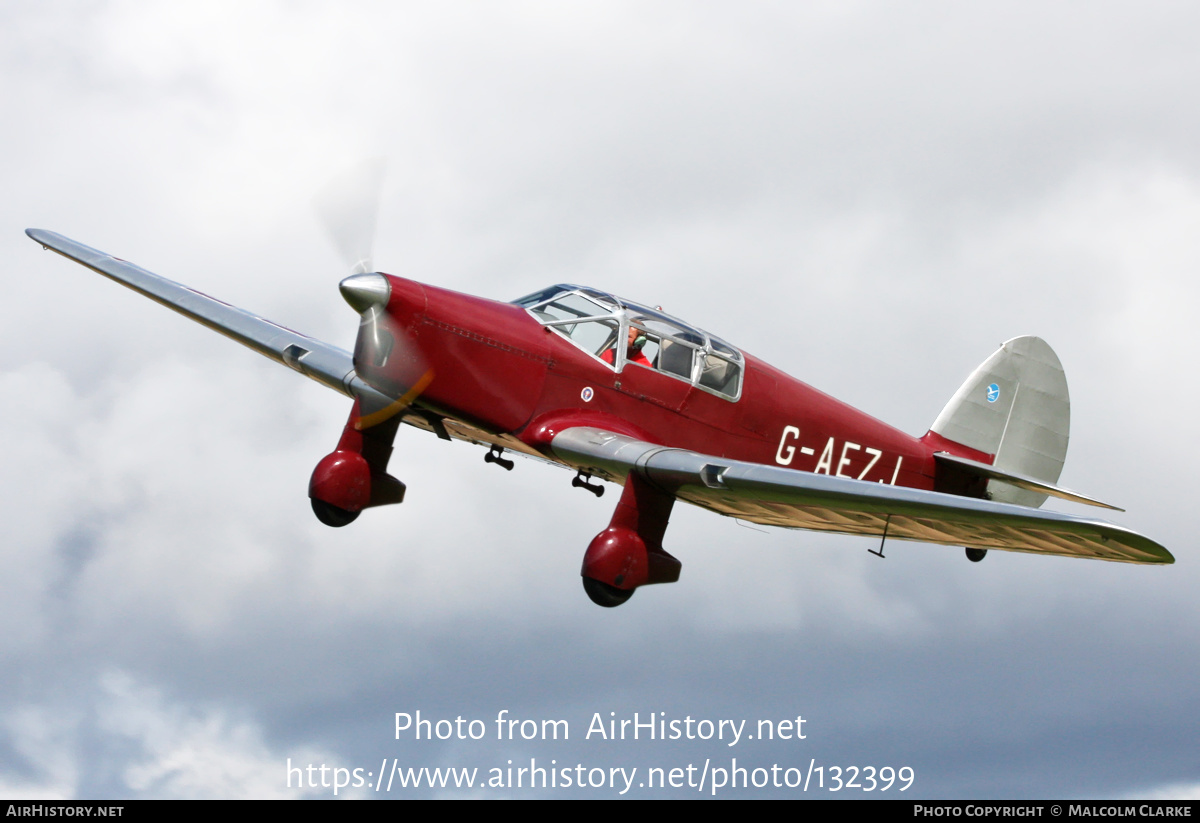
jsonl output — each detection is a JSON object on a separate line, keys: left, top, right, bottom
{"left": 926, "top": 336, "right": 1070, "bottom": 508}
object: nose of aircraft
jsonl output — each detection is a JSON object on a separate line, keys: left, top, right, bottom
{"left": 339, "top": 273, "right": 391, "bottom": 313}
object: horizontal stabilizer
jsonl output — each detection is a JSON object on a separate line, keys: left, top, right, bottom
{"left": 933, "top": 451, "right": 1122, "bottom": 511}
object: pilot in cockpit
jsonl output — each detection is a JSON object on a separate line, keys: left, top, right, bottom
{"left": 602, "top": 325, "right": 652, "bottom": 367}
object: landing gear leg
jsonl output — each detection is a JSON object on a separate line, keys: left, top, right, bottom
{"left": 309, "top": 398, "right": 406, "bottom": 526}
{"left": 581, "top": 472, "right": 680, "bottom": 607}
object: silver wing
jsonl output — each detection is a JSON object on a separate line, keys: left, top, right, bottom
{"left": 550, "top": 427, "right": 1173, "bottom": 565}
{"left": 27, "top": 229, "right": 392, "bottom": 409}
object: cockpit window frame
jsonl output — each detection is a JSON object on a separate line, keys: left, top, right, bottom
{"left": 515, "top": 284, "right": 744, "bottom": 402}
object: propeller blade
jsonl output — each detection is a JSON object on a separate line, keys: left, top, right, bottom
{"left": 315, "top": 158, "right": 385, "bottom": 275}
{"left": 318, "top": 163, "right": 435, "bottom": 426}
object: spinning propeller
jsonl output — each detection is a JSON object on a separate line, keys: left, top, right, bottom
{"left": 315, "top": 157, "right": 384, "bottom": 276}
{"left": 315, "top": 160, "right": 434, "bottom": 429}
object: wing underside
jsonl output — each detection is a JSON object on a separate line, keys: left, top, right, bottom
{"left": 550, "top": 427, "right": 1172, "bottom": 565}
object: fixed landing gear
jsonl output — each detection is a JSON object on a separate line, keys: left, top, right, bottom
{"left": 309, "top": 397, "right": 405, "bottom": 528}
{"left": 580, "top": 473, "right": 680, "bottom": 608}
{"left": 583, "top": 577, "right": 634, "bottom": 608}
{"left": 311, "top": 498, "right": 360, "bottom": 528}
{"left": 965, "top": 548, "right": 988, "bottom": 563}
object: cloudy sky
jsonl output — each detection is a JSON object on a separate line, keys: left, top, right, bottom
{"left": 2, "top": 1, "right": 1198, "bottom": 799}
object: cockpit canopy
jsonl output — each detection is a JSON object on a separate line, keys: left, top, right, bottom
{"left": 513, "top": 284, "right": 743, "bottom": 401}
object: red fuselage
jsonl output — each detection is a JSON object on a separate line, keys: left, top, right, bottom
{"left": 376, "top": 276, "right": 988, "bottom": 493}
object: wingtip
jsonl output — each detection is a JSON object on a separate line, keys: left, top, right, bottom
{"left": 1144, "top": 542, "right": 1175, "bottom": 565}
{"left": 25, "top": 228, "right": 55, "bottom": 246}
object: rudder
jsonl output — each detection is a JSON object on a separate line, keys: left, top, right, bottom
{"left": 927, "top": 336, "right": 1070, "bottom": 508}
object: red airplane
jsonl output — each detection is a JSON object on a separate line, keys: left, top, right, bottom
{"left": 26, "top": 228, "right": 1173, "bottom": 608}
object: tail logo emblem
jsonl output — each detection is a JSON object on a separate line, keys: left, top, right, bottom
{"left": 987, "top": 383, "right": 1000, "bottom": 403}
